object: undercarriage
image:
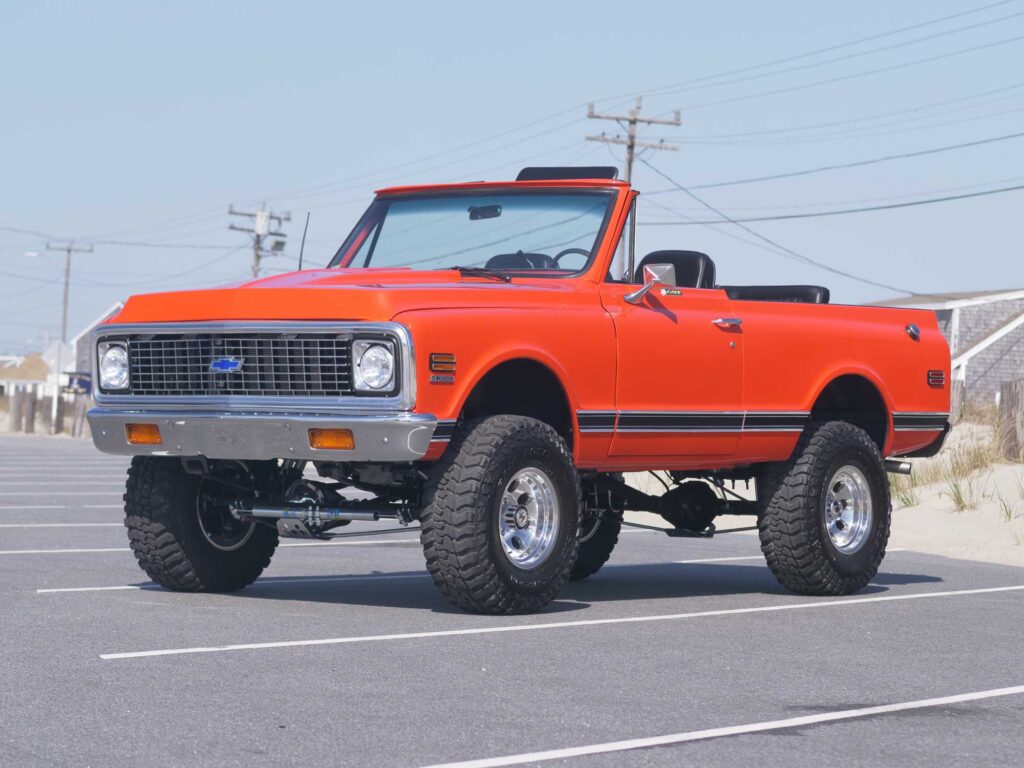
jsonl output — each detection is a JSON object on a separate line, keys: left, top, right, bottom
{"left": 185, "top": 456, "right": 760, "bottom": 546}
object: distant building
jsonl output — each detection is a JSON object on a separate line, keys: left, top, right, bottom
{"left": 873, "top": 289, "right": 1024, "bottom": 402}
{"left": 0, "top": 354, "right": 49, "bottom": 396}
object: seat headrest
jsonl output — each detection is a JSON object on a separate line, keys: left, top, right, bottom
{"left": 720, "top": 285, "right": 831, "bottom": 304}
{"left": 635, "top": 250, "right": 716, "bottom": 289}
{"left": 485, "top": 252, "right": 534, "bottom": 270}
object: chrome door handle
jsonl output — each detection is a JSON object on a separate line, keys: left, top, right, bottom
{"left": 712, "top": 317, "right": 743, "bottom": 328}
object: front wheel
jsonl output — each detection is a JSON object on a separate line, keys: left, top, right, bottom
{"left": 420, "top": 415, "right": 580, "bottom": 614}
{"left": 124, "top": 457, "right": 279, "bottom": 592}
{"left": 758, "top": 421, "right": 891, "bottom": 596}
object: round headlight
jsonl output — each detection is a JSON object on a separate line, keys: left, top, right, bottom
{"left": 99, "top": 344, "right": 130, "bottom": 390}
{"left": 354, "top": 342, "right": 395, "bottom": 391}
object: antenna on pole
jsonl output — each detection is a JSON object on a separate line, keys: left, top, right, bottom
{"left": 298, "top": 212, "right": 311, "bottom": 270}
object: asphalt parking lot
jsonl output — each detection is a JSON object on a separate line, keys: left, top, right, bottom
{"left": 2, "top": 435, "right": 1023, "bottom": 767}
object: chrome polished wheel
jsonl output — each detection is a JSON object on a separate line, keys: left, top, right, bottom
{"left": 196, "top": 478, "right": 256, "bottom": 552}
{"left": 499, "top": 467, "right": 560, "bottom": 570}
{"left": 824, "top": 465, "right": 873, "bottom": 555}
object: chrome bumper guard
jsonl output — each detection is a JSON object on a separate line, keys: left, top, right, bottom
{"left": 87, "top": 407, "right": 437, "bottom": 462}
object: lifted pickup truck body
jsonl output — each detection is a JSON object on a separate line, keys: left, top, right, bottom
{"left": 89, "top": 170, "right": 950, "bottom": 613}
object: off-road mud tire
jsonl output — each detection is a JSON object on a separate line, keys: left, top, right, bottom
{"left": 571, "top": 514, "right": 621, "bottom": 581}
{"left": 124, "top": 456, "right": 278, "bottom": 592}
{"left": 758, "top": 421, "right": 891, "bottom": 595}
{"left": 420, "top": 415, "right": 580, "bottom": 614}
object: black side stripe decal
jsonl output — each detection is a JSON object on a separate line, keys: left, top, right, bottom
{"left": 575, "top": 411, "right": 810, "bottom": 434}
{"left": 742, "top": 413, "right": 811, "bottom": 432}
{"left": 433, "top": 411, "right": 951, "bottom": 442}
{"left": 617, "top": 412, "right": 744, "bottom": 432}
{"left": 892, "top": 412, "right": 949, "bottom": 431}
{"left": 432, "top": 420, "right": 457, "bottom": 442}
{"left": 577, "top": 411, "right": 617, "bottom": 432}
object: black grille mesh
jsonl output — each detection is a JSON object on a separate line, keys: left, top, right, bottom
{"left": 124, "top": 333, "right": 352, "bottom": 396}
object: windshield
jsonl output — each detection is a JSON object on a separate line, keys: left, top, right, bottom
{"left": 330, "top": 190, "right": 615, "bottom": 275}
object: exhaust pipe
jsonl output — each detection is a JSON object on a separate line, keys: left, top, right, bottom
{"left": 884, "top": 460, "right": 912, "bottom": 476}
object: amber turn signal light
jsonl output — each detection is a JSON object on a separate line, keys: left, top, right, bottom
{"left": 308, "top": 428, "right": 355, "bottom": 450}
{"left": 125, "top": 423, "right": 162, "bottom": 445}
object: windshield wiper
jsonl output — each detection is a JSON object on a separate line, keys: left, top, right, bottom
{"left": 451, "top": 265, "right": 512, "bottom": 283}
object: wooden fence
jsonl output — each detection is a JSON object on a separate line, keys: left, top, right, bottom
{"left": 3, "top": 385, "right": 90, "bottom": 437}
{"left": 999, "top": 379, "right": 1024, "bottom": 462}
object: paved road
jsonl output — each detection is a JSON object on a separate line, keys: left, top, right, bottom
{"left": 1, "top": 436, "right": 1022, "bottom": 767}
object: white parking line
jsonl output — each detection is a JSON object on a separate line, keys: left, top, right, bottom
{"left": 672, "top": 549, "right": 906, "bottom": 565}
{"left": 0, "top": 473, "right": 126, "bottom": 478}
{"left": 2, "top": 547, "right": 128, "bottom": 554}
{"left": 98, "top": 584, "right": 1024, "bottom": 660}
{"left": 0, "top": 523, "right": 121, "bottom": 528}
{"left": 420, "top": 685, "right": 1024, "bottom": 768}
{"left": 0, "top": 493, "right": 123, "bottom": 499}
{"left": 38, "top": 572, "right": 430, "bottom": 593}
{"left": 0, "top": 504, "right": 122, "bottom": 511}
{"left": 0, "top": 482, "right": 125, "bottom": 487}
{"left": 0, "top": 538, "right": 421, "bottom": 555}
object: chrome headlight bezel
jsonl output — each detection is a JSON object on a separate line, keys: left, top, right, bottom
{"left": 352, "top": 338, "right": 397, "bottom": 394}
{"left": 97, "top": 341, "right": 130, "bottom": 392}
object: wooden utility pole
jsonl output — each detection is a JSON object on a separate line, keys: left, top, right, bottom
{"left": 229, "top": 204, "right": 291, "bottom": 277}
{"left": 45, "top": 240, "right": 92, "bottom": 433}
{"left": 585, "top": 97, "right": 681, "bottom": 183}
{"left": 586, "top": 98, "right": 681, "bottom": 279}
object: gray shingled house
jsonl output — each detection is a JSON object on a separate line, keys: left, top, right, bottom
{"left": 873, "top": 289, "right": 1024, "bottom": 405}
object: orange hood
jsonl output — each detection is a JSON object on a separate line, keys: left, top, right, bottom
{"left": 109, "top": 268, "right": 574, "bottom": 324}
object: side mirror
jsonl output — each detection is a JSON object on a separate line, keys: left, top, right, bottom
{"left": 625, "top": 263, "right": 675, "bottom": 305}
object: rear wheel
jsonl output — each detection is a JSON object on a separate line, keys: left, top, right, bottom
{"left": 124, "top": 457, "right": 278, "bottom": 592}
{"left": 420, "top": 415, "right": 580, "bottom": 614}
{"left": 758, "top": 421, "right": 890, "bottom": 595}
{"left": 571, "top": 479, "right": 623, "bottom": 581}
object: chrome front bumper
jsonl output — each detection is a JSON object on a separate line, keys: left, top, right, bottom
{"left": 87, "top": 407, "right": 437, "bottom": 462}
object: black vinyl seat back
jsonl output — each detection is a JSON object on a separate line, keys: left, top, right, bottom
{"left": 720, "top": 285, "right": 830, "bottom": 304}
{"left": 485, "top": 252, "right": 558, "bottom": 270}
{"left": 634, "top": 250, "right": 716, "bottom": 288}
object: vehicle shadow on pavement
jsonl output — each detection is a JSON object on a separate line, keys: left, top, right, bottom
{"left": 210, "top": 561, "right": 943, "bottom": 614}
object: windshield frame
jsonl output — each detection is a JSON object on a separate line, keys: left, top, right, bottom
{"left": 328, "top": 187, "right": 619, "bottom": 279}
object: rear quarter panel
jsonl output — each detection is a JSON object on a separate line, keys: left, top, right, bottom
{"left": 737, "top": 300, "right": 950, "bottom": 460}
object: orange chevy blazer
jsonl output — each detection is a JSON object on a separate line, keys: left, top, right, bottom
{"left": 89, "top": 166, "right": 951, "bottom": 613}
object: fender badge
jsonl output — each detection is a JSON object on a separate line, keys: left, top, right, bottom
{"left": 210, "top": 356, "right": 244, "bottom": 373}
{"left": 430, "top": 374, "right": 455, "bottom": 385}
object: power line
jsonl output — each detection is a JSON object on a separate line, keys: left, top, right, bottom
{"left": 677, "top": 32, "right": 1024, "bottom": 113}
{"left": 0, "top": 223, "right": 57, "bottom": 239}
{"left": 92, "top": 239, "right": 237, "bottom": 249}
{"left": 637, "top": 6, "right": 1024, "bottom": 102}
{"left": 615, "top": 0, "right": 1018, "bottom": 102}
{"left": 664, "top": 81, "right": 1024, "bottom": 142}
{"left": 640, "top": 174, "right": 1024, "bottom": 213}
{"left": 646, "top": 129, "right": 1024, "bottom": 193}
{"left": 721, "top": 102, "right": 1024, "bottom": 146}
{"left": 643, "top": 181, "right": 1024, "bottom": 224}
{"left": 637, "top": 157, "right": 915, "bottom": 294}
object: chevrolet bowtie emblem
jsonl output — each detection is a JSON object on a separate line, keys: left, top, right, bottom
{"left": 210, "top": 357, "right": 244, "bottom": 373}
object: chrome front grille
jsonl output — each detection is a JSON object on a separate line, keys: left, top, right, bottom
{"left": 125, "top": 333, "right": 353, "bottom": 397}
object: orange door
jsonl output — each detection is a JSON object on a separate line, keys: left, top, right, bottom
{"left": 600, "top": 285, "right": 743, "bottom": 459}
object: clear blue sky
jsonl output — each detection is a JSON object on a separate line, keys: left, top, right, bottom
{"left": 2, "top": 0, "right": 1023, "bottom": 353}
